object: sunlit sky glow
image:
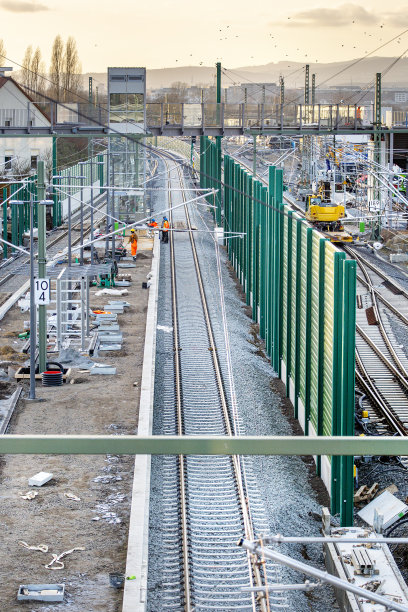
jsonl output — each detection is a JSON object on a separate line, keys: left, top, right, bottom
{"left": 1, "top": 0, "right": 408, "bottom": 72}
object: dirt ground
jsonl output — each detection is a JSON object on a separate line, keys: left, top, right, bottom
{"left": 0, "top": 245, "right": 152, "bottom": 611}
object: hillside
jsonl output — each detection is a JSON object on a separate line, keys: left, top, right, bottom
{"left": 83, "top": 57, "right": 408, "bottom": 92}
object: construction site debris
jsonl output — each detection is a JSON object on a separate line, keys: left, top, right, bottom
{"left": 64, "top": 492, "right": 81, "bottom": 502}
{"left": 18, "top": 541, "right": 48, "bottom": 553}
{"left": 58, "top": 348, "right": 94, "bottom": 369}
{"left": 28, "top": 472, "right": 53, "bottom": 487}
{"left": 354, "top": 483, "right": 379, "bottom": 505}
{"left": 358, "top": 491, "right": 408, "bottom": 529}
{"left": 89, "top": 364, "right": 117, "bottom": 375}
{"left": 17, "top": 583, "right": 65, "bottom": 602}
{"left": 95, "top": 289, "right": 129, "bottom": 297}
{"left": 19, "top": 491, "right": 38, "bottom": 501}
{"left": 45, "top": 547, "right": 85, "bottom": 570}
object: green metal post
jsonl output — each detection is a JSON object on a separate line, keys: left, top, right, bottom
{"left": 268, "top": 166, "right": 276, "bottom": 357}
{"left": 259, "top": 186, "right": 267, "bottom": 338}
{"left": 37, "top": 161, "right": 47, "bottom": 374}
{"left": 253, "top": 136, "right": 257, "bottom": 177}
{"left": 303, "top": 228, "right": 313, "bottom": 431}
{"left": 273, "top": 170, "right": 284, "bottom": 376}
{"left": 11, "top": 199, "right": 18, "bottom": 253}
{"left": 331, "top": 251, "right": 346, "bottom": 515}
{"left": 216, "top": 137, "right": 222, "bottom": 226}
{"left": 294, "top": 220, "right": 302, "bottom": 417}
{"left": 52, "top": 135, "right": 58, "bottom": 227}
{"left": 247, "top": 175, "right": 253, "bottom": 306}
{"left": 316, "top": 238, "right": 327, "bottom": 475}
{"left": 200, "top": 135, "right": 205, "bottom": 190}
{"left": 2, "top": 188, "right": 7, "bottom": 259}
{"left": 285, "top": 211, "right": 293, "bottom": 392}
{"left": 340, "top": 259, "right": 356, "bottom": 526}
{"left": 216, "top": 62, "right": 222, "bottom": 227}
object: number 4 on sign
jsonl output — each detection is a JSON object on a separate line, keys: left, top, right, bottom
{"left": 34, "top": 278, "right": 51, "bottom": 305}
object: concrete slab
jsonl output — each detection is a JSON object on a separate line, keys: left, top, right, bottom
{"left": 122, "top": 233, "right": 160, "bottom": 612}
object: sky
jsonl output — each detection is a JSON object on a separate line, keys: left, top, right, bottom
{"left": 1, "top": 0, "right": 408, "bottom": 74}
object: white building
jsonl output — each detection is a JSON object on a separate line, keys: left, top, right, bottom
{"left": 0, "top": 72, "right": 52, "bottom": 175}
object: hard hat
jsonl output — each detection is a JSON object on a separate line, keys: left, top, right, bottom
{"left": 163, "top": 216, "right": 168, "bottom": 221}
{"left": 130, "top": 228, "right": 136, "bottom": 233}
{"left": 151, "top": 218, "right": 156, "bottom": 222}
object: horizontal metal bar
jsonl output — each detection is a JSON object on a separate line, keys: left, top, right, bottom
{"left": 265, "top": 535, "right": 408, "bottom": 545}
{"left": 0, "top": 435, "right": 407, "bottom": 455}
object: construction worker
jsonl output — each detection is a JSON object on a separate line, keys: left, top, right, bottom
{"left": 161, "top": 216, "right": 170, "bottom": 243}
{"left": 148, "top": 218, "right": 158, "bottom": 228}
{"left": 128, "top": 229, "right": 138, "bottom": 261}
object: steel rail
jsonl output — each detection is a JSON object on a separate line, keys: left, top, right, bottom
{"left": 342, "top": 245, "right": 408, "bottom": 436}
{"left": 174, "top": 158, "right": 269, "bottom": 611}
{"left": 167, "top": 158, "right": 192, "bottom": 612}
{"left": 158, "top": 150, "right": 270, "bottom": 611}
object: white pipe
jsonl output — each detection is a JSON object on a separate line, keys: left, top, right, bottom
{"left": 264, "top": 535, "right": 408, "bottom": 545}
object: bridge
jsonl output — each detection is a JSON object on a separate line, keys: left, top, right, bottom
{"left": 0, "top": 100, "right": 407, "bottom": 137}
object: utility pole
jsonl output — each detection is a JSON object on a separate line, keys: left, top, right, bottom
{"left": 312, "top": 74, "right": 316, "bottom": 105}
{"left": 88, "top": 76, "right": 93, "bottom": 104}
{"left": 373, "top": 72, "right": 382, "bottom": 238}
{"left": 304, "top": 64, "right": 310, "bottom": 104}
{"left": 37, "top": 161, "right": 47, "bottom": 374}
{"left": 279, "top": 76, "right": 284, "bottom": 105}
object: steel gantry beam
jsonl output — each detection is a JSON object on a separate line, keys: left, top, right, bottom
{"left": 0, "top": 435, "right": 407, "bottom": 455}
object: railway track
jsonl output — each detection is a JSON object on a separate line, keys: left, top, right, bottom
{"left": 149, "top": 150, "right": 286, "bottom": 611}
{"left": 0, "top": 193, "right": 107, "bottom": 290}
{"left": 342, "top": 246, "right": 408, "bottom": 438}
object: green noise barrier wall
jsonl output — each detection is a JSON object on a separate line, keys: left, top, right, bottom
{"left": 202, "top": 150, "right": 357, "bottom": 526}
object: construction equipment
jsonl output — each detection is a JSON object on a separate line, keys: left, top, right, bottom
{"left": 305, "top": 181, "right": 353, "bottom": 243}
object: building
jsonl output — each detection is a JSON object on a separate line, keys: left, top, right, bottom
{"left": 0, "top": 69, "right": 52, "bottom": 177}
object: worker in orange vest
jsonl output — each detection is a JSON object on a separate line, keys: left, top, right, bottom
{"left": 161, "top": 216, "right": 170, "bottom": 243}
{"left": 129, "top": 228, "right": 138, "bottom": 261}
{"left": 148, "top": 218, "right": 158, "bottom": 228}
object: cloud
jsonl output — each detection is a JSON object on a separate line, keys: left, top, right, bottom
{"left": 0, "top": 0, "right": 49, "bottom": 12}
{"left": 274, "top": 3, "right": 379, "bottom": 28}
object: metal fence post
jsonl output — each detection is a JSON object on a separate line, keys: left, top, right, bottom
{"left": 340, "top": 259, "right": 356, "bottom": 526}
{"left": 331, "top": 250, "right": 346, "bottom": 515}
{"left": 37, "top": 161, "right": 47, "bottom": 373}
{"left": 2, "top": 188, "right": 7, "bottom": 259}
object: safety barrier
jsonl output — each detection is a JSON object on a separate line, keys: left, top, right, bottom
{"left": 212, "top": 153, "right": 357, "bottom": 525}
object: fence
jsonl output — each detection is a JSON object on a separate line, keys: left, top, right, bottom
{"left": 215, "top": 153, "right": 357, "bottom": 525}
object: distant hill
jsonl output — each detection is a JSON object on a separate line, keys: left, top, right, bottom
{"left": 83, "top": 57, "right": 408, "bottom": 92}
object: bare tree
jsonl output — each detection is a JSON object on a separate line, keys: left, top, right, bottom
{"left": 22, "top": 45, "right": 33, "bottom": 89}
{"left": 49, "top": 35, "right": 64, "bottom": 100}
{"left": 40, "top": 147, "right": 53, "bottom": 181}
{"left": 31, "top": 47, "right": 46, "bottom": 96}
{"left": 62, "top": 36, "right": 82, "bottom": 101}
{"left": 0, "top": 39, "right": 6, "bottom": 67}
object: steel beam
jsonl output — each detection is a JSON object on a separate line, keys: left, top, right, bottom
{"left": 0, "top": 435, "right": 407, "bottom": 455}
